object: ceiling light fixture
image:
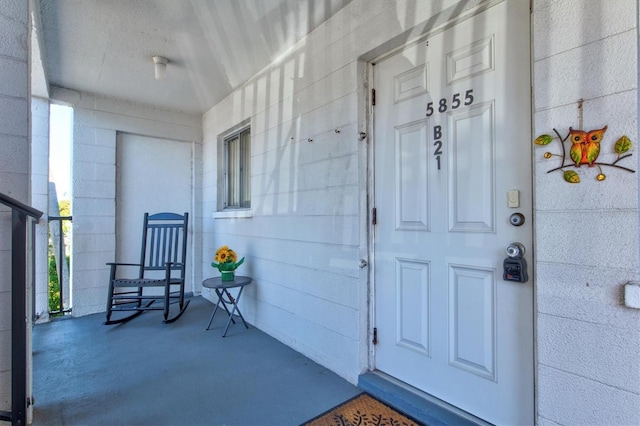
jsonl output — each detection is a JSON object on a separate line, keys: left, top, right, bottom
{"left": 152, "top": 55, "right": 168, "bottom": 80}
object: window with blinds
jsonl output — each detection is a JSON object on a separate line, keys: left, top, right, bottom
{"left": 224, "top": 127, "right": 250, "bottom": 209}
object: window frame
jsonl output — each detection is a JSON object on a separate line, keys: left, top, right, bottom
{"left": 216, "top": 121, "right": 251, "bottom": 215}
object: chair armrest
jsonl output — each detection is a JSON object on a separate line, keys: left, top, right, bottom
{"left": 106, "top": 262, "right": 141, "bottom": 267}
{"left": 107, "top": 262, "right": 143, "bottom": 281}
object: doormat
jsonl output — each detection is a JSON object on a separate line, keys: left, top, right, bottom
{"left": 303, "top": 393, "right": 423, "bottom": 426}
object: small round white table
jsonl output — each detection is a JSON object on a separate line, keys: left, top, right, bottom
{"left": 202, "top": 276, "right": 253, "bottom": 337}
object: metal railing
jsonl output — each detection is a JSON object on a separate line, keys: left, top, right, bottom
{"left": 0, "top": 192, "right": 43, "bottom": 426}
{"left": 48, "top": 215, "right": 72, "bottom": 315}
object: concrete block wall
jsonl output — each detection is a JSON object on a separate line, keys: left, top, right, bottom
{"left": 0, "top": 0, "right": 29, "bottom": 413}
{"left": 202, "top": 0, "right": 493, "bottom": 383}
{"left": 50, "top": 87, "right": 202, "bottom": 318}
{"left": 31, "top": 97, "right": 49, "bottom": 322}
{"left": 532, "top": 1, "right": 640, "bottom": 424}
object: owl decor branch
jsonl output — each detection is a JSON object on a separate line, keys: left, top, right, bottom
{"left": 545, "top": 128, "right": 636, "bottom": 173}
{"left": 534, "top": 126, "right": 635, "bottom": 184}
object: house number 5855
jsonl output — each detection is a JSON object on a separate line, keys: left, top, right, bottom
{"left": 426, "top": 89, "right": 474, "bottom": 117}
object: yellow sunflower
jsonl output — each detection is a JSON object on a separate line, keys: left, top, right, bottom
{"left": 212, "top": 245, "right": 245, "bottom": 271}
{"left": 214, "top": 246, "right": 238, "bottom": 264}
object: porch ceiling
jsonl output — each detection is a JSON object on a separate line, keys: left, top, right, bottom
{"left": 37, "top": 0, "right": 352, "bottom": 114}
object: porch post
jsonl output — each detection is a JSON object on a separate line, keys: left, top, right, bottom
{"left": 11, "top": 209, "right": 27, "bottom": 426}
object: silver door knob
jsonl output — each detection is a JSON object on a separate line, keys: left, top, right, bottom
{"left": 506, "top": 243, "right": 525, "bottom": 258}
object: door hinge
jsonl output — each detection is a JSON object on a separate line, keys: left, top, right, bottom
{"left": 372, "top": 208, "right": 377, "bottom": 225}
{"left": 372, "top": 327, "right": 378, "bottom": 345}
{"left": 372, "top": 88, "right": 376, "bottom": 106}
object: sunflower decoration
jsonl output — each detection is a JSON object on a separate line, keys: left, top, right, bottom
{"left": 211, "top": 245, "right": 244, "bottom": 272}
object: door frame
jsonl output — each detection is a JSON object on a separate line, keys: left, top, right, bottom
{"left": 115, "top": 132, "right": 196, "bottom": 294}
{"left": 362, "top": 0, "right": 536, "bottom": 414}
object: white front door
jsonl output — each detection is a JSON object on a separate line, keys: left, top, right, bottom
{"left": 116, "top": 133, "right": 192, "bottom": 263}
{"left": 373, "top": 2, "right": 533, "bottom": 424}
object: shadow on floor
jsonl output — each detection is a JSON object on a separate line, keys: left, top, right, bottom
{"left": 32, "top": 296, "right": 360, "bottom": 425}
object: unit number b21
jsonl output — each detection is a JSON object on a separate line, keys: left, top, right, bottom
{"left": 433, "top": 125, "right": 443, "bottom": 170}
{"left": 426, "top": 89, "right": 474, "bottom": 117}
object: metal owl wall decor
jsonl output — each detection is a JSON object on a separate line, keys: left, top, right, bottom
{"left": 568, "top": 126, "right": 607, "bottom": 168}
{"left": 534, "top": 125, "right": 635, "bottom": 183}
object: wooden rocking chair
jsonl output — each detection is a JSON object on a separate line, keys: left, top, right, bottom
{"left": 105, "top": 212, "right": 190, "bottom": 324}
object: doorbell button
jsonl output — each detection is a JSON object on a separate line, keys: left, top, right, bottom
{"left": 507, "top": 190, "right": 520, "bottom": 208}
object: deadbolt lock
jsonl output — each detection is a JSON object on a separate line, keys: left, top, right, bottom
{"left": 509, "top": 213, "right": 525, "bottom": 226}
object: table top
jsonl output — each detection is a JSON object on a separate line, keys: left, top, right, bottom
{"left": 202, "top": 275, "right": 252, "bottom": 289}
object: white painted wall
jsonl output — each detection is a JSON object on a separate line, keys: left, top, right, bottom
{"left": 532, "top": 1, "right": 640, "bottom": 424}
{"left": 31, "top": 98, "right": 49, "bottom": 322}
{"left": 50, "top": 87, "right": 203, "bottom": 318}
{"left": 0, "top": 0, "right": 29, "bottom": 413}
{"left": 203, "top": 0, "right": 640, "bottom": 423}
{"left": 202, "top": 0, "right": 498, "bottom": 385}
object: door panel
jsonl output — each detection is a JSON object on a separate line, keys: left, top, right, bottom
{"left": 395, "top": 120, "right": 430, "bottom": 231}
{"left": 449, "top": 102, "right": 495, "bottom": 232}
{"left": 373, "top": 2, "right": 533, "bottom": 424}
{"left": 396, "top": 258, "right": 430, "bottom": 355}
{"left": 448, "top": 264, "right": 496, "bottom": 380}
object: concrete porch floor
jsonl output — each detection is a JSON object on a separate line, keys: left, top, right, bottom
{"left": 31, "top": 296, "right": 361, "bottom": 425}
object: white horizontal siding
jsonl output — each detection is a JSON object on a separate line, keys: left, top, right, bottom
{"left": 0, "top": 97, "right": 28, "bottom": 137}
{"left": 72, "top": 285, "right": 109, "bottom": 318}
{"left": 252, "top": 185, "right": 359, "bottom": 216}
{"left": 72, "top": 215, "right": 115, "bottom": 235}
{"left": 53, "top": 87, "right": 202, "bottom": 135}
{"left": 534, "top": 29, "right": 637, "bottom": 110}
{"left": 536, "top": 263, "right": 640, "bottom": 331}
{"left": 253, "top": 92, "right": 358, "bottom": 143}
{"left": 253, "top": 154, "right": 359, "bottom": 195}
{"left": 249, "top": 256, "right": 358, "bottom": 307}
{"left": 250, "top": 277, "right": 359, "bottom": 339}
{"left": 0, "top": 7, "right": 28, "bottom": 61}
{"left": 538, "top": 313, "right": 640, "bottom": 393}
{"left": 209, "top": 234, "right": 359, "bottom": 278}
{"left": 251, "top": 299, "right": 360, "bottom": 383}
{"left": 535, "top": 210, "right": 639, "bottom": 270}
{"left": 212, "top": 215, "right": 359, "bottom": 246}
{"left": 532, "top": 0, "right": 636, "bottom": 61}
{"left": 533, "top": 0, "right": 639, "bottom": 424}
{"left": 72, "top": 198, "right": 115, "bottom": 217}
{"left": 0, "top": 135, "right": 28, "bottom": 174}
{"left": 0, "top": 58, "right": 27, "bottom": 98}
{"left": 538, "top": 365, "right": 640, "bottom": 425}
